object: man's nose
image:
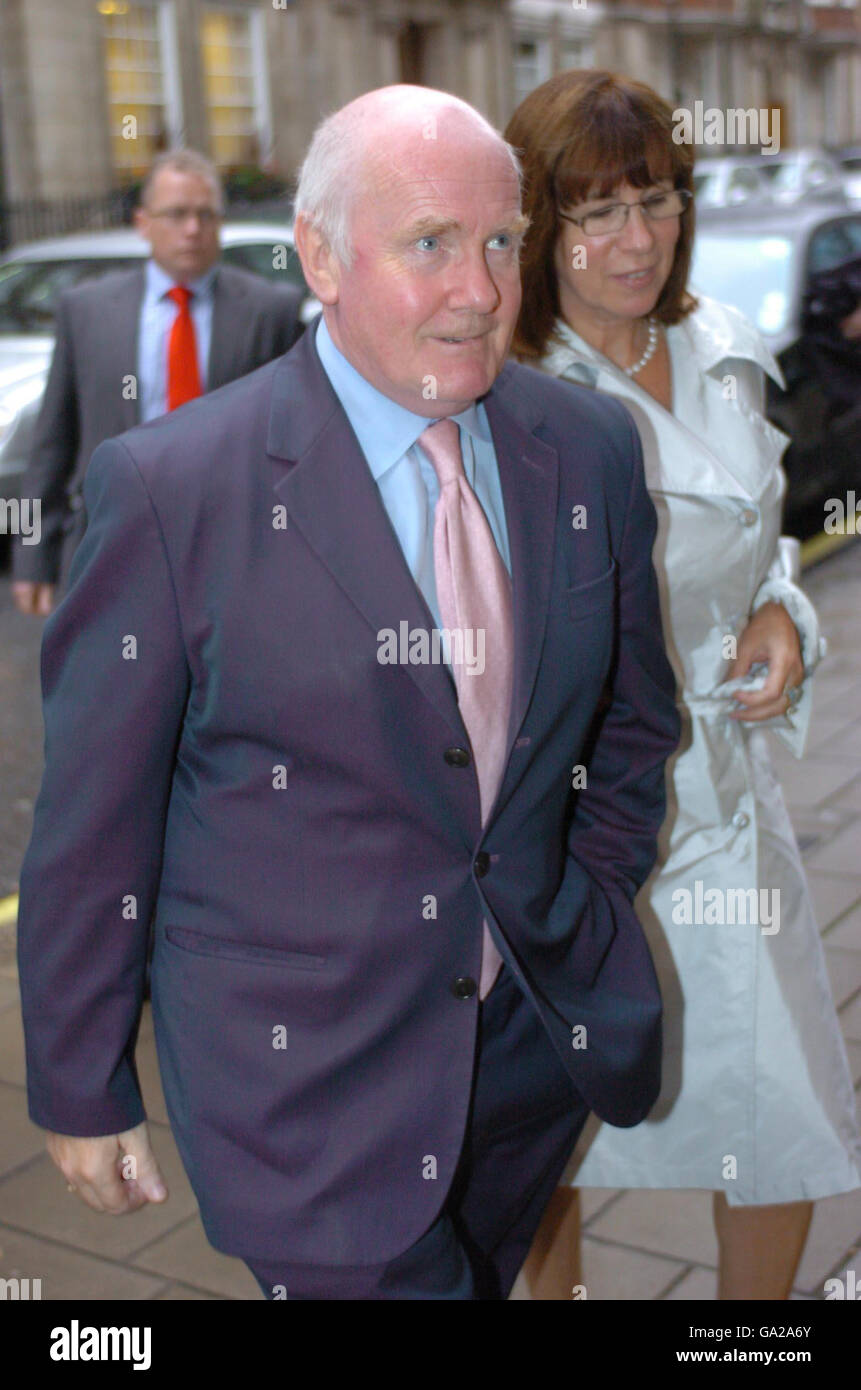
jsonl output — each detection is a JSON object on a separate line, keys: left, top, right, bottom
{"left": 449, "top": 246, "right": 502, "bottom": 313}
{"left": 617, "top": 204, "right": 657, "bottom": 251}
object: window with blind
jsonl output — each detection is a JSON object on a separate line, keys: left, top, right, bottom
{"left": 200, "top": 4, "right": 268, "bottom": 168}
{"left": 99, "top": 0, "right": 177, "bottom": 178}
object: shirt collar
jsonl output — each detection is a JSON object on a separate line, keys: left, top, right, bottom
{"left": 540, "top": 319, "right": 603, "bottom": 384}
{"left": 543, "top": 302, "right": 784, "bottom": 388}
{"left": 146, "top": 258, "right": 218, "bottom": 301}
{"left": 315, "top": 315, "right": 490, "bottom": 482}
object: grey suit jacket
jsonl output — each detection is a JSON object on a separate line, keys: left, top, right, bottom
{"left": 13, "top": 261, "right": 305, "bottom": 584}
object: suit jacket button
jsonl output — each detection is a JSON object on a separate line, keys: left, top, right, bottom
{"left": 474, "top": 852, "right": 490, "bottom": 878}
{"left": 444, "top": 747, "right": 470, "bottom": 767}
{"left": 451, "top": 976, "right": 477, "bottom": 999}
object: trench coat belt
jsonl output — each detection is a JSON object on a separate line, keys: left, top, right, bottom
{"left": 680, "top": 692, "right": 750, "bottom": 721}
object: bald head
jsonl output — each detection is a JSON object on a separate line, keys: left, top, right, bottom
{"left": 343, "top": 84, "right": 512, "bottom": 161}
{"left": 294, "top": 85, "right": 522, "bottom": 268}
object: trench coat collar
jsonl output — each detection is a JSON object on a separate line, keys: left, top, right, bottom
{"left": 541, "top": 294, "right": 784, "bottom": 390}
{"left": 681, "top": 293, "right": 785, "bottom": 389}
{"left": 540, "top": 296, "right": 787, "bottom": 501}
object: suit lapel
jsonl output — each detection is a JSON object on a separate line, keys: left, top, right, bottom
{"left": 111, "top": 269, "right": 145, "bottom": 429}
{"left": 208, "top": 268, "right": 243, "bottom": 389}
{"left": 265, "top": 335, "right": 559, "bottom": 765}
{"left": 267, "top": 332, "right": 467, "bottom": 741}
{"left": 484, "top": 367, "right": 559, "bottom": 763}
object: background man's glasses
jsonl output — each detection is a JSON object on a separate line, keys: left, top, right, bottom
{"left": 147, "top": 207, "right": 220, "bottom": 226}
{"left": 559, "top": 188, "right": 693, "bottom": 237}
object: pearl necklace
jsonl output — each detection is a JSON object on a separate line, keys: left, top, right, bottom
{"left": 624, "top": 317, "right": 659, "bottom": 377}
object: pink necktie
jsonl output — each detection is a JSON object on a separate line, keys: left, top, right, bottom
{"left": 419, "top": 419, "right": 514, "bottom": 998}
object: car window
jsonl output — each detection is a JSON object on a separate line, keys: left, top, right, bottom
{"left": 807, "top": 218, "right": 861, "bottom": 275}
{"left": 0, "top": 258, "right": 140, "bottom": 334}
{"left": 759, "top": 161, "right": 787, "bottom": 185}
{"left": 691, "top": 233, "right": 794, "bottom": 334}
{"left": 731, "top": 170, "right": 759, "bottom": 192}
{"left": 807, "top": 160, "right": 833, "bottom": 186}
{"left": 771, "top": 162, "right": 801, "bottom": 191}
{"left": 221, "top": 241, "right": 309, "bottom": 295}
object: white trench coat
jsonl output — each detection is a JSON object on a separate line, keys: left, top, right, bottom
{"left": 539, "top": 295, "right": 861, "bottom": 1204}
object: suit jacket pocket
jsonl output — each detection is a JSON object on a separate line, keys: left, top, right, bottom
{"left": 164, "top": 924, "right": 327, "bottom": 971}
{"left": 566, "top": 558, "right": 617, "bottom": 622}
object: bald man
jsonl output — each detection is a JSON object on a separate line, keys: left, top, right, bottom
{"left": 17, "top": 87, "right": 679, "bottom": 1300}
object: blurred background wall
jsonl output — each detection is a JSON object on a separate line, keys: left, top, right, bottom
{"left": 0, "top": 0, "right": 858, "bottom": 206}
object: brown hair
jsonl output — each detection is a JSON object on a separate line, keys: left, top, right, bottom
{"left": 504, "top": 69, "right": 697, "bottom": 361}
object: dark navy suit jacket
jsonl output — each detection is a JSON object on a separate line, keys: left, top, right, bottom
{"left": 17, "top": 324, "right": 680, "bottom": 1265}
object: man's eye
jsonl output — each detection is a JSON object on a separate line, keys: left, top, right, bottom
{"left": 416, "top": 236, "right": 440, "bottom": 252}
{"left": 488, "top": 233, "right": 514, "bottom": 251}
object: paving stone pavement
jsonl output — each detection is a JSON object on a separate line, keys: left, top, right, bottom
{"left": 1, "top": 543, "right": 860, "bottom": 1301}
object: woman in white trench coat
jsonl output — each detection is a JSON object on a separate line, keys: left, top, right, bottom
{"left": 505, "top": 69, "right": 861, "bottom": 1300}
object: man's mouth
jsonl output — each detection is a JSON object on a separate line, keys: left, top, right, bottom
{"left": 435, "top": 332, "right": 488, "bottom": 344}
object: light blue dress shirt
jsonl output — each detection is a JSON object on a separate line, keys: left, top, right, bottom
{"left": 314, "top": 316, "right": 511, "bottom": 630}
{"left": 137, "top": 259, "right": 217, "bottom": 423}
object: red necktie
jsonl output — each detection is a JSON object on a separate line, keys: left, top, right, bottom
{"left": 166, "top": 286, "right": 202, "bottom": 411}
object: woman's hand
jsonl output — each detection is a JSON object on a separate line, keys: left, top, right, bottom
{"left": 727, "top": 601, "right": 805, "bottom": 722}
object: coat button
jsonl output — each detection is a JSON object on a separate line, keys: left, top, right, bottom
{"left": 68, "top": 493, "right": 84, "bottom": 512}
{"left": 451, "top": 976, "right": 477, "bottom": 999}
{"left": 474, "top": 851, "right": 490, "bottom": 877}
{"left": 739, "top": 508, "right": 758, "bottom": 526}
{"left": 444, "top": 747, "right": 470, "bottom": 767}
{"left": 732, "top": 811, "right": 750, "bottom": 829}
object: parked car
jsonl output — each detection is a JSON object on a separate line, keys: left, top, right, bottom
{"left": 740, "top": 148, "right": 849, "bottom": 208}
{"left": 0, "top": 223, "right": 317, "bottom": 533}
{"left": 691, "top": 202, "right": 861, "bottom": 538}
{"left": 827, "top": 145, "right": 861, "bottom": 206}
{"left": 692, "top": 158, "right": 771, "bottom": 210}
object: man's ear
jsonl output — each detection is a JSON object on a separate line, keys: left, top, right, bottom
{"left": 133, "top": 206, "right": 152, "bottom": 246}
{"left": 294, "top": 214, "right": 341, "bottom": 306}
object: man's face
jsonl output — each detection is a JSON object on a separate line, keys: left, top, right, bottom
{"left": 135, "top": 169, "right": 222, "bottom": 283}
{"left": 319, "top": 129, "right": 526, "bottom": 416}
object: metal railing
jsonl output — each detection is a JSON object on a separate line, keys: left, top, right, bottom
{"left": 0, "top": 172, "right": 294, "bottom": 252}
{"left": 0, "top": 189, "right": 137, "bottom": 253}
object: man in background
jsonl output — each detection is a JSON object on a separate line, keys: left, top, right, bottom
{"left": 12, "top": 148, "right": 304, "bottom": 614}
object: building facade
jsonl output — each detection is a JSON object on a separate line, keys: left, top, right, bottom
{"left": 0, "top": 0, "right": 858, "bottom": 204}
{"left": 511, "top": 0, "right": 861, "bottom": 151}
{"left": 0, "top": 0, "right": 515, "bottom": 200}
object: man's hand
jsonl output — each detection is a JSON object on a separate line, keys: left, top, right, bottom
{"left": 12, "top": 581, "right": 56, "bottom": 617}
{"left": 728, "top": 601, "right": 805, "bottom": 722}
{"left": 46, "top": 1120, "right": 168, "bottom": 1214}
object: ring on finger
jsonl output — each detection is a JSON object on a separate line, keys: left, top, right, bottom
{"left": 785, "top": 684, "right": 802, "bottom": 708}
{"left": 66, "top": 1183, "right": 77, "bottom": 1193}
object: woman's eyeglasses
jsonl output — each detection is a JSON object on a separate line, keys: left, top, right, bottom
{"left": 559, "top": 188, "right": 693, "bottom": 237}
